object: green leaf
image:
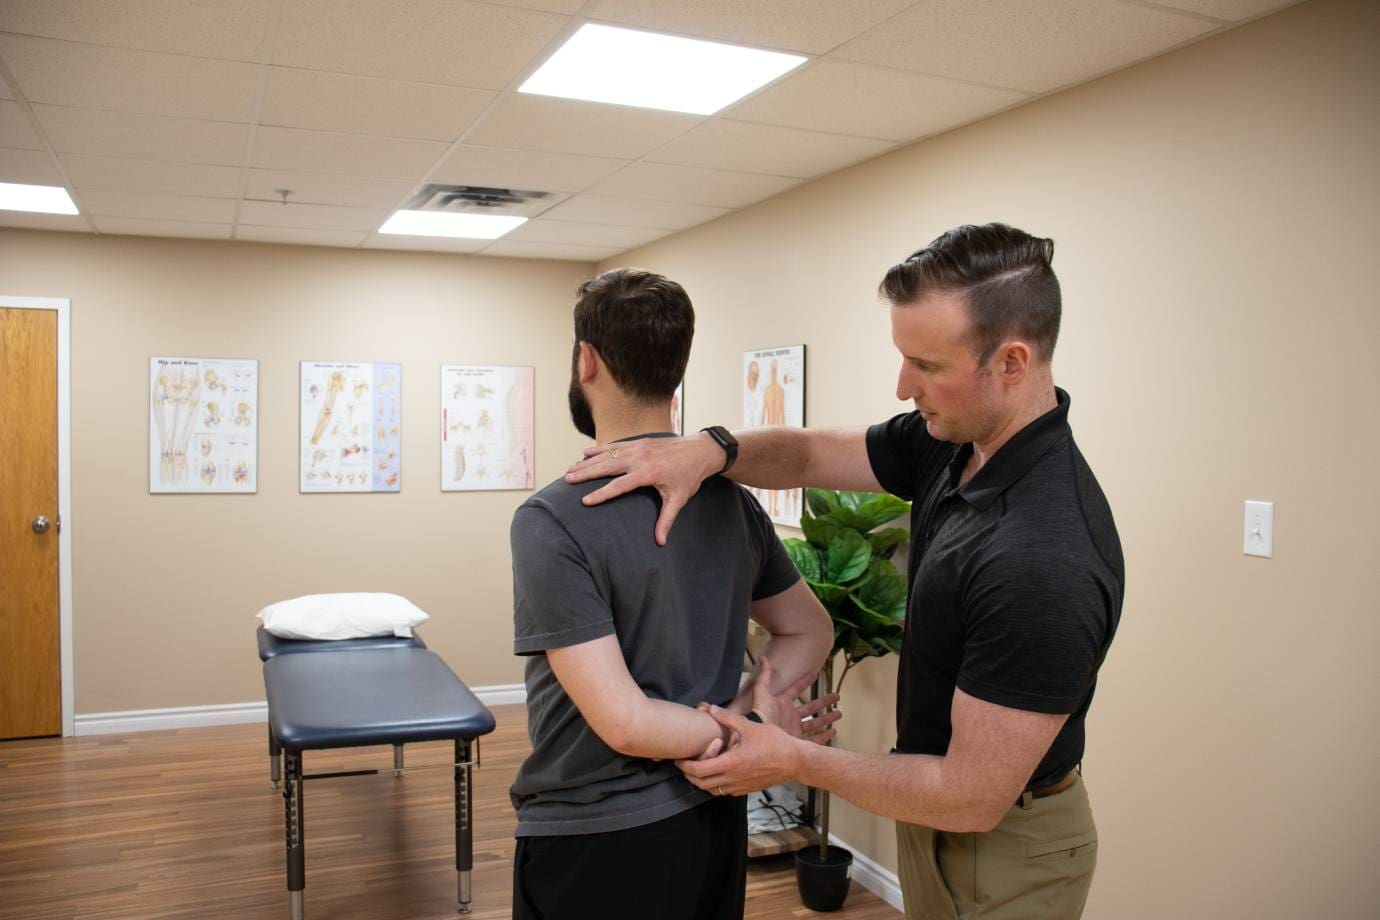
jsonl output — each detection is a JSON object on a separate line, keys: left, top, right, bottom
{"left": 866, "top": 527, "right": 909, "bottom": 559}
{"left": 832, "top": 491, "right": 911, "bottom": 532}
{"left": 800, "top": 510, "right": 846, "bottom": 550}
{"left": 851, "top": 559, "right": 908, "bottom": 625}
{"left": 805, "top": 487, "right": 840, "bottom": 517}
{"left": 825, "top": 531, "right": 872, "bottom": 584}
{"left": 783, "top": 538, "right": 821, "bottom": 582}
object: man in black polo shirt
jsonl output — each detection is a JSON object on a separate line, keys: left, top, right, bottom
{"left": 566, "top": 224, "right": 1124, "bottom": 919}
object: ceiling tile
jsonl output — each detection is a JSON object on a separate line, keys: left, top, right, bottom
{"left": 481, "top": 239, "right": 621, "bottom": 261}
{"left": 482, "top": 0, "right": 586, "bottom": 12}
{"left": 0, "top": 210, "right": 89, "bottom": 232}
{"left": 1145, "top": 0, "right": 1296, "bottom": 21}
{"left": 726, "top": 60, "right": 1027, "bottom": 142}
{"left": 649, "top": 119, "right": 893, "bottom": 179}
{"left": 274, "top": 0, "right": 567, "bottom": 90}
{"left": 236, "top": 225, "right": 368, "bottom": 247}
{"left": 430, "top": 144, "right": 628, "bottom": 193}
{"left": 92, "top": 216, "right": 232, "bottom": 239}
{"left": 245, "top": 169, "right": 413, "bottom": 209}
{"left": 467, "top": 95, "right": 702, "bottom": 160}
{"left": 250, "top": 126, "right": 447, "bottom": 180}
{"left": 362, "top": 233, "right": 489, "bottom": 254}
{"left": 0, "top": 147, "right": 63, "bottom": 184}
{"left": 505, "top": 219, "right": 670, "bottom": 248}
{"left": 541, "top": 194, "right": 728, "bottom": 231}
{"left": 77, "top": 188, "right": 237, "bottom": 222}
{"left": 585, "top": 0, "right": 916, "bottom": 54}
{"left": 0, "top": 0, "right": 271, "bottom": 61}
{"left": 260, "top": 68, "right": 495, "bottom": 141}
{"left": 59, "top": 154, "right": 242, "bottom": 198}
{"left": 833, "top": 0, "right": 1216, "bottom": 94}
{"left": 589, "top": 162, "right": 801, "bottom": 209}
{"left": 0, "top": 101, "right": 44, "bottom": 150}
{"left": 34, "top": 105, "right": 249, "bottom": 165}
{"left": 238, "top": 199, "right": 388, "bottom": 232}
{"left": 0, "top": 35, "right": 258, "bottom": 122}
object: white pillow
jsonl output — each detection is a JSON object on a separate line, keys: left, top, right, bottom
{"left": 257, "top": 592, "right": 429, "bottom": 641}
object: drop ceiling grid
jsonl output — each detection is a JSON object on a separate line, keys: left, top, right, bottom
{"left": 0, "top": 0, "right": 1303, "bottom": 257}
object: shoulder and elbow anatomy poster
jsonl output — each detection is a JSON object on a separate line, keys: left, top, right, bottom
{"left": 300, "top": 361, "right": 401, "bottom": 492}
{"left": 441, "top": 365, "right": 535, "bottom": 492}
{"left": 742, "top": 345, "right": 805, "bottom": 527}
{"left": 150, "top": 356, "right": 258, "bottom": 493}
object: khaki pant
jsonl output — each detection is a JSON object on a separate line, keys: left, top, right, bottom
{"left": 896, "top": 775, "right": 1097, "bottom": 920}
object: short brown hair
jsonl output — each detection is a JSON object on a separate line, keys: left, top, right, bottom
{"left": 879, "top": 223, "right": 1061, "bottom": 364}
{"left": 573, "top": 268, "right": 694, "bottom": 403}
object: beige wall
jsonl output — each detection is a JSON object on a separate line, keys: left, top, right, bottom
{"left": 0, "top": 230, "right": 592, "bottom": 711}
{"left": 603, "top": 0, "right": 1379, "bottom": 917}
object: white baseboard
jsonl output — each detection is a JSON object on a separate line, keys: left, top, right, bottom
{"left": 828, "top": 830, "right": 905, "bottom": 914}
{"left": 74, "top": 684, "right": 528, "bottom": 737}
{"left": 75, "top": 701, "right": 268, "bottom": 735}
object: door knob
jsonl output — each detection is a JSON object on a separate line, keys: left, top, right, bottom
{"left": 32, "top": 516, "right": 50, "bottom": 534}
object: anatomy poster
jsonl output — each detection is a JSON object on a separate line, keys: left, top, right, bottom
{"left": 300, "top": 361, "right": 401, "bottom": 493}
{"left": 671, "top": 381, "right": 684, "bottom": 436}
{"left": 149, "top": 356, "right": 258, "bottom": 493}
{"left": 441, "top": 365, "right": 534, "bottom": 492}
{"left": 743, "top": 345, "right": 805, "bottom": 527}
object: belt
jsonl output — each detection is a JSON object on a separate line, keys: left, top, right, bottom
{"left": 1017, "top": 769, "right": 1078, "bottom": 809}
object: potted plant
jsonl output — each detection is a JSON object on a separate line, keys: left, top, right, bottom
{"left": 783, "top": 487, "right": 910, "bottom": 913}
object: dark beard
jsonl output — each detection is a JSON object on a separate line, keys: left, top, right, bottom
{"left": 568, "top": 377, "right": 596, "bottom": 439}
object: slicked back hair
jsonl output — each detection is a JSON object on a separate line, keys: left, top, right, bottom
{"left": 573, "top": 268, "right": 694, "bottom": 403}
{"left": 879, "top": 223, "right": 1061, "bottom": 365}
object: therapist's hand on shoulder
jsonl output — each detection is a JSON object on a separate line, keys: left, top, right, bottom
{"left": 565, "top": 433, "right": 723, "bottom": 545}
{"left": 676, "top": 705, "right": 806, "bottom": 797}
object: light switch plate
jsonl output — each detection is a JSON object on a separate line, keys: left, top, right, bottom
{"left": 1244, "top": 500, "right": 1273, "bottom": 558}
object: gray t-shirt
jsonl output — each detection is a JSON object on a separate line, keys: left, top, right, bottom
{"left": 509, "top": 438, "right": 800, "bottom": 837}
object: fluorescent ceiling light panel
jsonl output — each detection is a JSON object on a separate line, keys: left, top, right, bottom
{"left": 519, "top": 23, "right": 807, "bottom": 116}
{"left": 379, "top": 211, "right": 526, "bottom": 239}
{"left": 0, "top": 181, "right": 79, "bottom": 215}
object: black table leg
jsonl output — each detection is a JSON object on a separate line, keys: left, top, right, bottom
{"left": 269, "top": 723, "right": 281, "bottom": 788}
{"left": 284, "top": 750, "right": 305, "bottom": 920}
{"left": 455, "top": 738, "right": 472, "bottom": 913}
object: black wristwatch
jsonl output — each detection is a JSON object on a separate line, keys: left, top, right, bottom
{"left": 700, "top": 426, "right": 738, "bottom": 474}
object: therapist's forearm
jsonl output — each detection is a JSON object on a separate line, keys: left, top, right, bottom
{"left": 616, "top": 698, "right": 725, "bottom": 761}
{"left": 719, "top": 427, "right": 814, "bottom": 490}
{"left": 796, "top": 743, "right": 1006, "bottom": 833}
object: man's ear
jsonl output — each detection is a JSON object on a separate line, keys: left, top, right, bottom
{"left": 577, "top": 341, "right": 601, "bottom": 385}
{"left": 997, "top": 340, "right": 1032, "bottom": 385}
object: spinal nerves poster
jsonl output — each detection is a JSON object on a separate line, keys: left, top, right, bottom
{"left": 743, "top": 345, "right": 805, "bottom": 527}
{"left": 150, "top": 356, "right": 258, "bottom": 493}
{"left": 300, "top": 361, "right": 401, "bottom": 493}
{"left": 441, "top": 365, "right": 534, "bottom": 492}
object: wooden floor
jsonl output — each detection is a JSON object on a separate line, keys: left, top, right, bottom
{"left": 0, "top": 704, "right": 899, "bottom": 920}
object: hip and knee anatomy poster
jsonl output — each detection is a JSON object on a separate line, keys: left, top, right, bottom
{"left": 743, "top": 345, "right": 805, "bottom": 527}
{"left": 441, "top": 365, "right": 534, "bottom": 491}
{"left": 300, "top": 361, "right": 401, "bottom": 492}
{"left": 149, "top": 356, "right": 258, "bottom": 493}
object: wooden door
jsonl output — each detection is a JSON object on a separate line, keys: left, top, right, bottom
{"left": 0, "top": 307, "right": 60, "bottom": 738}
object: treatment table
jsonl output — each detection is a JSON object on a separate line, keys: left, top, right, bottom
{"left": 256, "top": 625, "right": 429, "bottom": 787}
{"left": 263, "top": 646, "right": 496, "bottom": 918}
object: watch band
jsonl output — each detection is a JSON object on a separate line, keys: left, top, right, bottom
{"left": 700, "top": 425, "right": 738, "bottom": 474}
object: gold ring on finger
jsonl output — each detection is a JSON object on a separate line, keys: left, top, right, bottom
{"left": 609, "top": 448, "right": 620, "bottom": 459}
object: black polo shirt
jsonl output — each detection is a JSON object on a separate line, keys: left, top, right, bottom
{"left": 866, "top": 388, "right": 1123, "bottom": 789}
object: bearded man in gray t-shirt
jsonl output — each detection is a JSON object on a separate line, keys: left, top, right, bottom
{"left": 509, "top": 268, "right": 838, "bottom": 920}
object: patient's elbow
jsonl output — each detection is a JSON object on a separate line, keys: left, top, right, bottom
{"left": 590, "top": 713, "right": 640, "bottom": 757}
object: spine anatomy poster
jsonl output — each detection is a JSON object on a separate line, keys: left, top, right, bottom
{"left": 743, "top": 345, "right": 805, "bottom": 527}
{"left": 300, "top": 361, "right": 401, "bottom": 493}
{"left": 441, "top": 365, "right": 535, "bottom": 492}
{"left": 149, "top": 356, "right": 258, "bottom": 493}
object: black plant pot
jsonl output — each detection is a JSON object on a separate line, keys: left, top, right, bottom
{"left": 795, "top": 845, "right": 853, "bottom": 912}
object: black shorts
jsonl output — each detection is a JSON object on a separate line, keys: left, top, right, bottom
{"left": 513, "top": 795, "right": 748, "bottom": 920}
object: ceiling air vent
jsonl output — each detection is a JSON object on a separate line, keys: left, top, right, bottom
{"left": 401, "top": 184, "right": 561, "bottom": 218}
